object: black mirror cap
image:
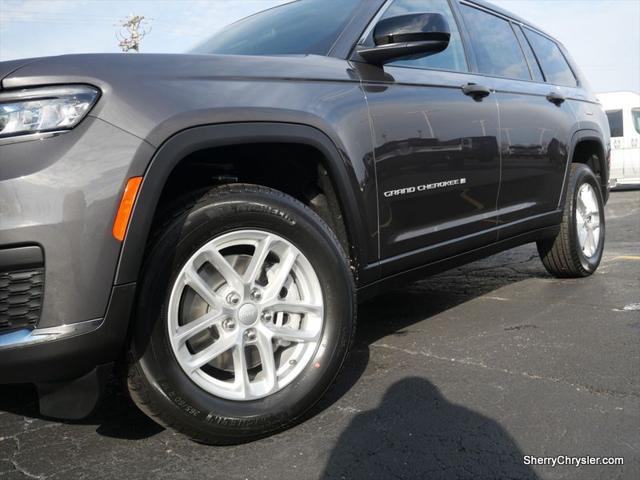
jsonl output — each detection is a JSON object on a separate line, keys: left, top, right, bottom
{"left": 374, "top": 13, "right": 451, "bottom": 46}
{"left": 357, "top": 13, "right": 451, "bottom": 65}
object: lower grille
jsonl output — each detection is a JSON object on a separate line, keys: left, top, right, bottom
{"left": 0, "top": 269, "right": 44, "bottom": 332}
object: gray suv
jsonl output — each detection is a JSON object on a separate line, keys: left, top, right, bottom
{"left": 0, "top": 0, "right": 609, "bottom": 444}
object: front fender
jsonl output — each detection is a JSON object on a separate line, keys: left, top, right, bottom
{"left": 113, "top": 122, "right": 377, "bottom": 286}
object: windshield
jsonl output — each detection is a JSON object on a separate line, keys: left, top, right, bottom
{"left": 191, "top": 0, "right": 361, "bottom": 56}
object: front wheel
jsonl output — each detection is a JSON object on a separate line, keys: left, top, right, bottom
{"left": 127, "top": 184, "right": 356, "bottom": 444}
{"left": 537, "top": 163, "right": 606, "bottom": 278}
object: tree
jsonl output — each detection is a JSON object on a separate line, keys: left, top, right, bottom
{"left": 117, "top": 15, "right": 151, "bottom": 53}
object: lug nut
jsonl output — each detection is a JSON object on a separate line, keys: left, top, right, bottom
{"left": 222, "top": 319, "right": 236, "bottom": 330}
{"left": 250, "top": 288, "right": 262, "bottom": 302}
{"left": 262, "top": 312, "right": 273, "bottom": 322}
{"left": 226, "top": 291, "right": 241, "bottom": 306}
{"left": 244, "top": 329, "right": 257, "bottom": 341}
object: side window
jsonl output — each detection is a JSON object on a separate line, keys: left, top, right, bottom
{"left": 459, "top": 5, "right": 531, "bottom": 81}
{"left": 523, "top": 28, "right": 577, "bottom": 86}
{"left": 633, "top": 108, "right": 640, "bottom": 135}
{"left": 370, "top": 0, "right": 468, "bottom": 72}
{"left": 513, "top": 25, "right": 544, "bottom": 82}
{"left": 606, "top": 110, "right": 624, "bottom": 138}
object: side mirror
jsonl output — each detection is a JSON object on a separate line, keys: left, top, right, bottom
{"left": 357, "top": 13, "right": 451, "bottom": 65}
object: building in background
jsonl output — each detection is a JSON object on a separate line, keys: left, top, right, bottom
{"left": 598, "top": 91, "right": 640, "bottom": 189}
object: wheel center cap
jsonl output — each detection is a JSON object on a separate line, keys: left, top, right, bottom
{"left": 237, "top": 303, "right": 259, "bottom": 326}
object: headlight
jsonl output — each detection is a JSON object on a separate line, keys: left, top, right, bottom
{"left": 0, "top": 85, "right": 100, "bottom": 139}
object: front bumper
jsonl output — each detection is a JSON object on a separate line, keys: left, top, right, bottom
{"left": 0, "top": 283, "right": 135, "bottom": 383}
{"left": 0, "top": 116, "right": 153, "bottom": 331}
{"left": 0, "top": 114, "right": 153, "bottom": 384}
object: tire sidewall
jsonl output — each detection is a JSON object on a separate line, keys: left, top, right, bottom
{"left": 132, "top": 188, "right": 354, "bottom": 440}
{"left": 569, "top": 166, "right": 606, "bottom": 273}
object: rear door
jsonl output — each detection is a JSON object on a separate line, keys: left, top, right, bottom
{"left": 355, "top": 0, "right": 501, "bottom": 274}
{"left": 458, "top": 3, "right": 576, "bottom": 237}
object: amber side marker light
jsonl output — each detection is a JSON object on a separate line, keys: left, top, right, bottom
{"left": 113, "top": 176, "right": 143, "bottom": 241}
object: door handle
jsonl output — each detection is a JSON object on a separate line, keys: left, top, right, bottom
{"left": 462, "top": 83, "right": 491, "bottom": 99}
{"left": 546, "top": 91, "right": 565, "bottom": 105}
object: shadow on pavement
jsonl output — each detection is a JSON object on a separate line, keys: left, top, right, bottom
{"left": 322, "top": 376, "right": 538, "bottom": 480}
{"left": 0, "top": 379, "right": 164, "bottom": 440}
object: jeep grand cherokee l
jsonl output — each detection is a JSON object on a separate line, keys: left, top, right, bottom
{"left": 0, "top": 0, "right": 610, "bottom": 444}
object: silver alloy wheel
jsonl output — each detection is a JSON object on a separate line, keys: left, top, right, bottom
{"left": 168, "top": 230, "right": 324, "bottom": 401}
{"left": 575, "top": 183, "right": 601, "bottom": 258}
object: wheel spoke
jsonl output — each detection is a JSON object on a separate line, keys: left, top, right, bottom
{"left": 577, "top": 225, "right": 588, "bottom": 249}
{"left": 577, "top": 192, "right": 588, "bottom": 216}
{"left": 585, "top": 188, "right": 598, "bottom": 216}
{"left": 186, "top": 335, "right": 235, "bottom": 371}
{"left": 243, "top": 235, "right": 273, "bottom": 285}
{"left": 586, "top": 228, "right": 596, "bottom": 256}
{"left": 264, "top": 324, "right": 320, "bottom": 343}
{"left": 185, "top": 267, "right": 224, "bottom": 309}
{"left": 592, "top": 226, "right": 600, "bottom": 251}
{"left": 266, "top": 246, "right": 298, "bottom": 299}
{"left": 256, "top": 331, "right": 277, "bottom": 393}
{"left": 233, "top": 342, "right": 251, "bottom": 396}
{"left": 175, "top": 311, "right": 224, "bottom": 344}
{"left": 203, "top": 248, "right": 244, "bottom": 293}
{"left": 579, "top": 185, "right": 598, "bottom": 216}
{"left": 264, "top": 300, "right": 322, "bottom": 317}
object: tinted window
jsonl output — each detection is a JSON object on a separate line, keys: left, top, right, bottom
{"left": 460, "top": 5, "right": 530, "bottom": 80}
{"left": 523, "top": 28, "right": 577, "bottom": 86}
{"left": 192, "top": 0, "right": 359, "bottom": 56}
{"left": 606, "top": 110, "right": 624, "bottom": 138}
{"left": 513, "top": 25, "right": 544, "bottom": 82}
{"left": 370, "top": 0, "right": 467, "bottom": 72}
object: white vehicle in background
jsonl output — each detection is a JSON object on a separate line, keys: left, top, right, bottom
{"left": 597, "top": 91, "right": 640, "bottom": 189}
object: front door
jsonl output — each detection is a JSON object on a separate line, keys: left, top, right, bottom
{"left": 354, "top": 0, "right": 501, "bottom": 275}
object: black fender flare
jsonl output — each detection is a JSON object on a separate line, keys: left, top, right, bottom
{"left": 558, "top": 129, "right": 609, "bottom": 209}
{"left": 113, "top": 122, "right": 372, "bottom": 285}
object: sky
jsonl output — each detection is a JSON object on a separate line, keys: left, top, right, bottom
{"left": 0, "top": 0, "right": 638, "bottom": 93}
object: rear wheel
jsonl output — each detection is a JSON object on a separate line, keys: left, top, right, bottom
{"left": 537, "top": 163, "right": 605, "bottom": 277}
{"left": 127, "top": 184, "right": 355, "bottom": 444}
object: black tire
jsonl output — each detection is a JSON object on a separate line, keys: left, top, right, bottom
{"left": 127, "top": 184, "right": 356, "bottom": 444}
{"left": 537, "top": 163, "right": 605, "bottom": 278}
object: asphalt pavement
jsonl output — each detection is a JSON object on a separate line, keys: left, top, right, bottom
{"left": 1, "top": 190, "right": 638, "bottom": 480}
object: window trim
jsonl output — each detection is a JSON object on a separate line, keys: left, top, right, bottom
{"left": 350, "top": 0, "right": 472, "bottom": 74}
{"left": 511, "top": 22, "right": 546, "bottom": 83}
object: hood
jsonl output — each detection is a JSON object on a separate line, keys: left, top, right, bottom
{"left": 0, "top": 57, "right": 49, "bottom": 87}
{"left": 0, "top": 52, "right": 355, "bottom": 90}
{"left": 0, "top": 53, "right": 358, "bottom": 146}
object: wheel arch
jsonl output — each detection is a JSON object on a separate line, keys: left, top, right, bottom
{"left": 113, "top": 122, "right": 371, "bottom": 286}
{"left": 559, "top": 129, "right": 610, "bottom": 209}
